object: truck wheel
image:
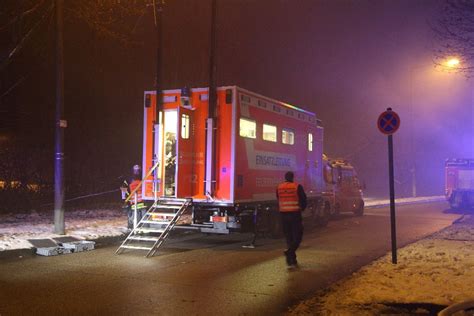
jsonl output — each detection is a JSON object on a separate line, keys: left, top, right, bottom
{"left": 353, "top": 200, "right": 364, "bottom": 216}
{"left": 317, "top": 202, "right": 331, "bottom": 227}
{"left": 450, "top": 193, "right": 463, "bottom": 210}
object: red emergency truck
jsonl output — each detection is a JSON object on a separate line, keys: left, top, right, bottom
{"left": 139, "top": 86, "right": 362, "bottom": 235}
{"left": 322, "top": 156, "right": 364, "bottom": 217}
{"left": 445, "top": 158, "right": 474, "bottom": 209}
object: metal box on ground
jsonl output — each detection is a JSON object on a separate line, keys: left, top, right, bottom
{"left": 36, "top": 246, "right": 73, "bottom": 256}
{"left": 33, "top": 239, "right": 95, "bottom": 256}
{"left": 61, "top": 241, "right": 95, "bottom": 252}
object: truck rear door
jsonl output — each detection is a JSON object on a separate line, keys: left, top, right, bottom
{"left": 177, "top": 106, "right": 196, "bottom": 198}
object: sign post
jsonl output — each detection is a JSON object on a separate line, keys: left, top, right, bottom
{"left": 377, "top": 107, "right": 400, "bottom": 264}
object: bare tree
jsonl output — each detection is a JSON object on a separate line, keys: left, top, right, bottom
{"left": 433, "top": 0, "right": 474, "bottom": 74}
{"left": 0, "top": 0, "right": 148, "bottom": 59}
{"left": 0, "top": 0, "right": 152, "bottom": 215}
{"left": 69, "top": 0, "right": 148, "bottom": 43}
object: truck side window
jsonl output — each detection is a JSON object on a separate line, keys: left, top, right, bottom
{"left": 239, "top": 118, "right": 256, "bottom": 139}
{"left": 263, "top": 123, "right": 277, "bottom": 142}
{"left": 282, "top": 128, "right": 295, "bottom": 145}
{"left": 341, "top": 169, "right": 357, "bottom": 186}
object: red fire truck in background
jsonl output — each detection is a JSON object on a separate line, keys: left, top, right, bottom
{"left": 445, "top": 158, "right": 474, "bottom": 210}
{"left": 138, "top": 86, "right": 363, "bottom": 236}
{"left": 322, "top": 155, "right": 364, "bottom": 217}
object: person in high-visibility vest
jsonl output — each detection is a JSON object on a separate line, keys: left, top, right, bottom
{"left": 120, "top": 165, "right": 146, "bottom": 230}
{"left": 276, "top": 171, "right": 307, "bottom": 268}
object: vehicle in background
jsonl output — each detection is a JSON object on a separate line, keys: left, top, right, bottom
{"left": 322, "top": 155, "right": 364, "bottom": 217}
{"left": 445, "top": 158, "right": 474, "bottom": 210}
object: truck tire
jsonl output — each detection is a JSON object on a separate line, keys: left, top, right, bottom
{"left": 314, "top": 202, "right": 330, "bottom": 227}
{"left": 353, "top": 200, "right": 364, "bottom": 216}
{"left": 450, "top": 192, "right": 463, "bottom": 210}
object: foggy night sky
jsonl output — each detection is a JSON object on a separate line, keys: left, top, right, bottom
{"left": 1, "top": 0, "right": 473, "bottom": 198}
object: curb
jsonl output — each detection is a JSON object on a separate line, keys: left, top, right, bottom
{"left": 365, "top": 196, "right": 445, "bottom": 209}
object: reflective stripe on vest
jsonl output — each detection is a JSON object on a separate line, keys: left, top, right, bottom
{"left": 129, "top": 180, "right": 143, "bottom": 203}
{"left": 277, "top": 181, "right": 300, "bottom": 212}
{"left": 131, "top": 203, "right": 146, "bottom": 210}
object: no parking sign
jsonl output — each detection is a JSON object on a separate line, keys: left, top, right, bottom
{"left": 377, "top": 108, "right": 400, "bottom": 135}
{"left": 378, "top": 107, "right": 400, "bottom": 264}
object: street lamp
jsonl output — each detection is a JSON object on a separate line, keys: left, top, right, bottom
{"left": 446, "top": 58, "right": 460, "bottom": 68}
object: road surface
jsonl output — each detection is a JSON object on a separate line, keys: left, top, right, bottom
{"left": 0, "top": 202, "right": 459, "bottom": 315}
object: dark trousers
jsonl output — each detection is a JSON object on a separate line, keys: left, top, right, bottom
{"left": 281, "top": 211, "right": 303, "bottom": 265}
{"left": 127, "top": 207, "right": 146, "bottom": 229}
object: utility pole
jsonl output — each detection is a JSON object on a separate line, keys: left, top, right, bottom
{"left": 409, "top": 67, "right": 417, "bottom": 198}
{"left": 153, "top": 0, "right": 163, "bottom": 116}
{"left": 54, "top": 0, "right": 65, "bottom": 234}
{"left": 152, "top": 0, "right": 164, "bottom": 199}
{"left": 205, "top": 0, "right": 218, "bottom": 197}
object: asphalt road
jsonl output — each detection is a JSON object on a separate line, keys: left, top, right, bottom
{"left": 0, "top": 202, "right": 460, "bottom": 316}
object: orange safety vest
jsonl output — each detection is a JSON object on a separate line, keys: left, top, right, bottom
{"left": 129, "top": 180, "right": 143, "bottom": 203}
{"left": 277, "top": 181, "right": 300, "bottom": 212}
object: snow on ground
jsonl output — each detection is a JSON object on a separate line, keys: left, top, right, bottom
{"left": 288, "top": 215, "right": 474, "bottom": 315}
{"left": 0, "top": 209, "right": 128, "bottom": 251}
{"left": 364, "top": 195, "right": 445, "bottom": 207}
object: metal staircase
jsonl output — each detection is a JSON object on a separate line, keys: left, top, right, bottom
{"left": 116, "top": 198, "right": 192, "bottom": 258}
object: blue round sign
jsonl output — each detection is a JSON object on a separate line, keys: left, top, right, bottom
{"left": 377, "top": 109, "right": 400, "bottom": 135}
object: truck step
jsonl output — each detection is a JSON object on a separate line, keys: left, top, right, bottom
{"left": 147, "top": 212, "right": 176, "bottom": 217}
{"left": 128, "top": 236, "right": 160, "bottom": 242}
{"left": 153, "top": 205, "right": 181, "bottom": 209}
{"left": 140, "top": 220, "right": 170, "bottom": 225}
{"left": 136, "top": 227, "right": 165, "bottom": 233}
{"left": 120, "top": 245, "right": 153, "bottom": 251}
{"left": 158, "top": 198, "right": 188, "bottom": 203}
{"left": 117, "top": 198, "right": 193, "bottom": 257}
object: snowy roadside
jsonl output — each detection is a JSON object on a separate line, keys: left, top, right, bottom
{"left": 0, "top": 196, "right": 445, "bottom": 252}
{"left": 287, "top": 214, "right": 474, "bottom": 315}
{"left": 0, "top": 209, "right": 129, "bottom": 251}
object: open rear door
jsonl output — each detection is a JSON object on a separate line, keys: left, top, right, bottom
{"left": 177, "top": 106, "right": 195, "bottom": 197}
{"left": 142, "top": 92, "right": 162, "bottom": 200}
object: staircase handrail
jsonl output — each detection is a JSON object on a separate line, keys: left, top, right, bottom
{"left": 125, "top": 160, "right": 160, "bottom": 203}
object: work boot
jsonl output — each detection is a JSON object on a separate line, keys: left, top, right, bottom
{"left": 287, "top": 256, "right": 298, "bottom": 269}
{"left": 284, "top": 250, "right": 293, "bottom": 266}
{"left": 285, "top": 250, "right": 297, "bottom": 265}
